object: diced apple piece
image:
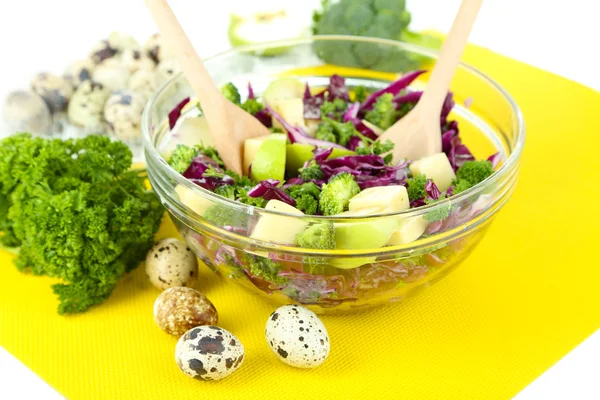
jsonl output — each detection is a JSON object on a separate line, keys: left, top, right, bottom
{"left": 162, "top": 116, "right": 215, "bottom": 156}
{"left": 262, "top": 77, "right": 305, "bottom": 105}
{"left": 362, "top": 119, "right": 384, "bottom": 136}
{"left": 333, "top": 209, "right": 399, "bottom": 250}
{"left": 387, "top": 216, "right": 429, "bottom": 245}
{"left": 180, "top": 99, "right": 201, "bottom": 115}
{"left": 243, "top": 134, "right": 272, "bottom": 176}
{"left": 285, "top": 143, "right": 355, "bottom": 176}
{"left": 348, "top": 185, "right": 409, "bottom": 213}
{"left": 175, "top": 185, "right": 214, "bottom": 216}
{"left": 409, "top": 152, "right": 456, "bottom": 192}
{"left": 271, "top": 98, "right": 305, "bottom": 130}
{"left": 250, "top": 199, "right": 308, "bottom": 245}
{"left": 250, "top": 134, "right": 287, "bottom": 181}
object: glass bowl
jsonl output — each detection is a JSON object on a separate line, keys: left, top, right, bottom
{"left": 142, "top": 36, "right": 525, "bottom": 314}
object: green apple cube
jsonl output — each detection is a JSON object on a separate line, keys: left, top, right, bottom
{"left": 271, "top": 98, "right": 305, "bottom": 130}
{"left": 285, "top": 143, "right": 355, "bottom": 176}
{"left": 348, "top": 185, "right": 410, "bottom": 213}
{"left": 175, "top": 185, "right": 214, "bottom": 216}
{"left": 250, "top": 200, "right": 308, "bottom": 245}
{"left": 262, "top": 77, "right": 305, "bottom": 106}
{"left": 334, "top": 216, "right": 399, "bottom": 250}
{"left": 387, "top": 216, "right": 429, "bottom": 245}
{"left": 243, "top": 134, "right": 272, "bottom": 176}
{"left": 249, "top": 134, "right": 287, "bottom": 182}
{"left": 409, "top": 152, "right": 457, "bottom": 192}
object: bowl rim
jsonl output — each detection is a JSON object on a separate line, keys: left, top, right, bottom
{"left": 142, "top": 35, "right": 525, "bottom": 223}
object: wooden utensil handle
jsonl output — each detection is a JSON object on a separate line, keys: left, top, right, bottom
{"left": 144, "top": 0, "right": 222, "bottom": 106}
{"left": 420, "top": 0, "right": 483, "bottom": 114}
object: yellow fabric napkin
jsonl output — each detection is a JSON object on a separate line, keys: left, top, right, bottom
{"left": 1, "top": 42, "right": 599, "bottom": 400}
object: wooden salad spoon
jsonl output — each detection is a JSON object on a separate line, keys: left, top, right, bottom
{"left": 378, "top": 0, "right": 484, "bottom": 164}
{"left": 145, "top": 0, "right": 271, "bottom": 175}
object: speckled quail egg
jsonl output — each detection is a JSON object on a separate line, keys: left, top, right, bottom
{"left": 67, "top": 80, "right": 110, "bottom": 129}
{"left": 63, "top": 58, "right": 96, "bottom": 89}
{"left": 155, "top": 59, "right": 181, "bottom": 87}
{"left": 120, "top": 48, "right": 155, "bottom": 73}
{"left": 103, "top": 90, "right": 146, "bottom": 142}
{"left": 92, "top": 58, "right": 131, "bottom": 92}
{"left": 2, "top": 90, "right": 52, "bottom": 136}
{"left": 107, "top": 31, "right": 140, "bottom": 53}
{"left": 30, "top": 72, "right": 73, "bottom": 114}
{"left": 144, "top": 33, "right": 176, "bottom": 64}
{"left": 128, "top": 69, "right": 159, "bottom": 100}
{"left": 89, "top": 39, "right": 118, "bottom": 64}
{"left": 145, "top": 238, "right": 199, "bottom": 290}
{"left": 265, "top": 305, "right": 330, "bottom": 369}
{"left": 175, "top": 326, "right": 245, "bottom": 381}
{"left": 154, "top": 287, "right": 218, "bottom": 336}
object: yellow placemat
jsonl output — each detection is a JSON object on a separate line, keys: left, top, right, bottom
{"left": 1, "top": 43, "right": 599, "bottom": 400}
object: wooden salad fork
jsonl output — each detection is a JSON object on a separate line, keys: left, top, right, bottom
{"left": 145, "top": 0, "right": 271, "bottom": 175}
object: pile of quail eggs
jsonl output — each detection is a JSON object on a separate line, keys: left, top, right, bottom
{"left": 1, "top": 31, "right": 181, "bottom": 157}
{"left": 145, "top": 238, "right": 331, "bottom": 382}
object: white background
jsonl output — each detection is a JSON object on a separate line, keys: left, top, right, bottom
{"left": 0, "top": 1, "right": 598, "bottom": 399}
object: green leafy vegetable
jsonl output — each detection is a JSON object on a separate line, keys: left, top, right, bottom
{"left": 353, "top": 85, "right": 370, "bottom": 103}
{"left": 296, "top": 222, "right": 336, "bottom": 269}
{"left": 406, "top": 173, "right": 428, "bottom": 202}
{"left": 0, "top": 133, "right": 164, "bottom": 315}
{"left": 286, "top": 182, "right": 322, "bottom": 215}
{"left": 299, "top": 160, "right": 325, "bottom": 181}
{"left": 322, "top": 117, "right": 359, "bottom": 146}
{"left": 315, "top": 123, "right": 337, "bottom": 143}
{"left": 246, "top": 255, "right": 289, "bottom": 286}
{"left": 356, "top": 139, "right": 395, "bottom": 164}
{"left": 364, "top": 93, "right": 398, "bottom": 130}
{"left": 168, "top": 144, "right": 197, "bottom": 174}
{"left": 319, "top": 172, "right": 361, "bottom": 215}
{"left": 221, "top": 82, "right": 241, "bottom": 105}
{"left": 455, "top": 160, "right": 494, "bottom": 186}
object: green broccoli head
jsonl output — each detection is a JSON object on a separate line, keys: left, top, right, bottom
{"left": 168, "top": 144, "right": 198, "bottom": 174}
{"left": 286, "top": 182, "right": 322, "bottom": 215}
{"left": 296, "top": 222, "right": 336, "bottom": 250}
{"left": 365, "top": 93, "right": 398, "bottom": 130}
{"left": 323, "top": 118, "right": 359, "bottom": 146}
{"left": 353, "top": 85, "right": 370, "bottom": 103}
{"left": 299, "top": 160, "right": 325, "bottom": 181}
{"left": 319, "top": 172, "right": 361, "bottom": 216}
{"left": 456, "top": 160, "right": 494, "bottom": 186}
{"left": 407, "top": 173, "right": 427, "bottom": 202}
{"left": 451, "top": 179, "right": 473, "bottom": 195}
{"left": 315, "top": 123, "right": 337, "bottom": 143}
{"left": 220, "top": 82, "right": 241, "bottom": 105}
{"left": 311, "top": 0, "right": 442, "bottom": 72}
{"left": 241, "top": 98, "right": 264, "bottom": 115}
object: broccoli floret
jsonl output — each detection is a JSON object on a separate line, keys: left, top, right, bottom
{"left": 365, "top": 93, "right": 398, "bottom": 130}
{"left": 406, "top": 173, "right": 427, "bottom": 202}
{"left": 424, "top": 198, "right": 452, "bottom": 222}
{"left": 353, "top": 85, "right": 369, "bottom": 103}
{"left": 220, "top": 82, "right": 241, "bottom": 105}
{"left": 296, "top": 222, "right": 335, "bottom": 249}
{"left": 299, "top": 160, "right": 325, "bottom": 181}
{"left": 315, "top": 123, "right": 337, "bottom": 143}
{"left": 168, "top": 144, "right": 198, "bottom": 173}
{"left": 451, "top": 179, "right": 473, "bottom": 195}
{"left": 240, "top": 98, "right": 264, "bottom": 115}
{"left": 320, "top": 98, "right": 348, "bottom": 120}
{"left": 197, "top": 144, "right": 224, "bottom": 167}
{"left": 456, "top": 160, "right": 494, "bottom": 186}
{"left": 214, "top": 185, "right": 236, "bottom": 200}
{"left": 203, "top": 204, "right": 249, "bottom": 227}
{"left": 312, "top": 0, "right": 443, "bottom": 72}
{"left": 286, "top": 182, "right": 321, "bottom": 215}
{"left": 323, "top": 118, "right": 358, "bottom": 146}
{"left": 246, "top": 255, "right": 289, "bottom": 286}
{"left": 319, "top": 172, "right": 360, "bottom": 215}
{"left": 356, "top": 139, "right": 395, "bottom": 164}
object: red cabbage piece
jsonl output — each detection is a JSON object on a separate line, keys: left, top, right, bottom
{"left": 317, "top": 155, "right": 408, "bottom": 189}
{"left": 393, "top": 90, "right": 423, "bottom": 106}
{"left": 488, "top": 152, "right": 501, "bottom": 169}
{"left": 253, "top": 108, "right": 272, "bottom": 128}
{"left": 248, "top": 179, "right": 297, "bottom": 206}
{"left": 343, "top": 102, "right": 360, "bottom": 122}
{"left": 440, "top": 93, "right": 456, "bottom": 125}
{"left": 326, "top": 74, "right": 350, "bottom": 101}
{"left": 425, "top": 180, "right": 440, "bottom": 200}
{"left": 281, "top": 177, "right": 306, "bottom": 189}
{"left": 303, "top": 83, "right": 323, "bottom": 120}
{"left": 247, "top": 83, "right": 255, "bottom": 100}
{"left": 442, "top": 129, "right": 475, "bottom": 171}
{"left": 183, "top": 155, "right": 233, "bottom": 191}
{"left": 168, "top": 97, "right": 190, "bottom": 129}
{"left": 360, "top": 70, "right": 426, "bottom": 111}
{"left": 267, "top": 104, "right": 345, "bottom": 149}
{"left": 313, "top": 147, "right": 333, "bottom": 161}
{"left": 347, "top": 135, "right": 364, "bottom": 151}
{"left": 349, "top": 118, "right": 379, "bottom": 140}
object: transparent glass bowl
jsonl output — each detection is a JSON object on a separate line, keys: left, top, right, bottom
{"left": 142, "top": 36, "right": 525, "bottom": 314}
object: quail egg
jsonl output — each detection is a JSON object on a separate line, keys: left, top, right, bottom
{"left": 145, "top": 238, "right": 199, "bottom": 290}
{"left": 108, "top": 31, "right": 140, "bottom": 53}
{"left": 120, "top": 48, "right": 155, "bottom": 73}
{"left": 154, "top": 287, "right": 218, "bottom": 336}
{"left": 175, "top": 326, "right": 245, "bottom": 381}
{"left": 144, "top": 33, "right": 176, "bottom": 64}
{"left": 128, "top": 69, "right": 159, "bottom": 100}
{"left": 67, "top": 80, "right": 110, "bottom": 129}
{"left": 63, "top": 58, "right": 96, "bottom": 88}
{"left": 30, "top": 72, "right": 73, "bottom": 114}
{"left": 103, "top": 90, "right": 146, "bottom": 142}
{"left": 155, "top": 59, "right": 181, "bottom": 87}
{"left": 265, "top": 305, "right": 330, "bottom": 369}
{"left": 92, "top": 58, "right": 131, "bottom": 92}
{"left": 89, "top": 40, "right": 118, "bottom": 64}
{"left": 2, "top": 90, "right": 52, "bottom": 136}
